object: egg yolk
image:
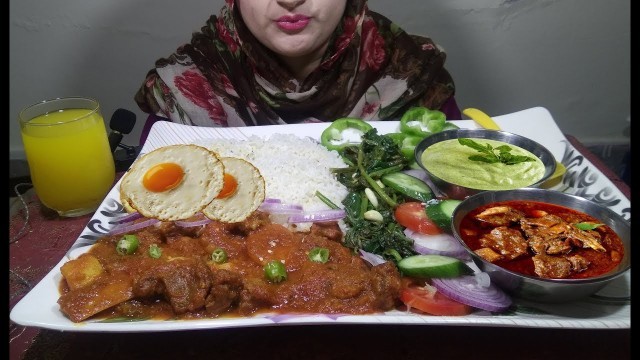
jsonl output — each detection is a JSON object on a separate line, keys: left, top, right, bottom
{"left": 216, "top": 173, "right": 238, "bottom": 199}
{"left": 143, "top": 163, "right": 185, "bottom": 192}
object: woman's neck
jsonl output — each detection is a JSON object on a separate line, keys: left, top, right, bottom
{"left": 278, "top": 44, "right": 328, "bottom": 82}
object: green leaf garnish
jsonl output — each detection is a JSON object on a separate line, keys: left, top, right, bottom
{"left": 574, "top": 222, "right": 604, "bottom": 231}
{"left": 458, "top": 138, "right": 536, "bottom": 165}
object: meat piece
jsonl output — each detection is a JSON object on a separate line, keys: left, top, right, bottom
{"left": 369, "top": 261, "right": 402, "bottom": 310}
{"left": 226, "top": 211, "right": 271, "bottom": 236}
{"left": 237, "top": 278, "right": 278, "bottom": 316}
{"left": 567, "top": 254, "right": 590, "bottom": 273}
{"left": 474, "top": 247, "right": 504, "bottom": 263}
{"left": 475, "top": 206, "right": 525, "bottom": 226}
{"left": 133, "top": 258, "right": 213, "bottom": 314}
{"left": 309, "top": 221, "right": 343, "bottom": 242}
{"left": 205, "top": 268, "right": 244, "bottom": 315}
{"left": 479, "top": 226, "right": 529, "bottom": 260}
{"left": 145, "top": 221, "right": 205, "bottom": 243}
{"left": 521, "top": 214, "right": 573, "bottom": 255}
{"left": 521, "top": 214, "right": 606, "bottom": 253}
{"left": 521, "top": 213, "right": 565, "bottom": 228}
{"left": 528, "top": 237, "right": 572, "bottom": 255}
{"left": 532, "top": 254, "right": 572, "bottom": 279}
{"left": 566, "top": 226, "right": 606, "bottom": 252}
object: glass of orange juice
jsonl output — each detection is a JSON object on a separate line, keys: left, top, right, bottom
{"left": 18, "top": 97, "right": 116, "bottom": 217}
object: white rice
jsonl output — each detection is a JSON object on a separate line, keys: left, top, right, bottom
{"left": 196, "top": 134, "right": 349, "bottom": 231}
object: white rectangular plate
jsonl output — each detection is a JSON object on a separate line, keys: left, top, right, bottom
{"left": 10, "top": 107, "right": 630, "bottom": 331}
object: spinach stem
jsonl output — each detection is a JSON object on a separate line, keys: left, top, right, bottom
{"left": 357, "top": 147, "right": 397, "bottom": 208}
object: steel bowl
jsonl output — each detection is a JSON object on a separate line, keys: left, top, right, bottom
{"left": 451, "top": 188, "right": 631, "bottom": 303}
{"left": 414, "top": 129, "right": 557, "bottom": 200}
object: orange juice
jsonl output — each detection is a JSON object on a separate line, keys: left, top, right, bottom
{"left": 20, "top": 104, "right": 115, "bottom": 216}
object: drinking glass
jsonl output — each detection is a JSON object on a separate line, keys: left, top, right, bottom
{"left": 18, "top": 97, "right": 116, "bottom": 217}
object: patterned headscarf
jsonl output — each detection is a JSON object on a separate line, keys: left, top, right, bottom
{"left": 134, "top": 0, "right": 459, "bottom": 127}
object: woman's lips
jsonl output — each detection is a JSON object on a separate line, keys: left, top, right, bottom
{"left": 276, "top": 15, "right": 311, "bottom": 31}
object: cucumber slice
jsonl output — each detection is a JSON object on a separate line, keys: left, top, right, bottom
{"left": 381, "top": 172, "right": 434, "bottom": 202}
{"left": 425, "top": 199, "right": 462, "bottom": 231}
{"left": 398, "top": 254, "right": 473, "bottom": 278}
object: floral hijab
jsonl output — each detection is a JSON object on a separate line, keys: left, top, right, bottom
{"left": 134, "top": 0, "right": 459, "bottom": 127}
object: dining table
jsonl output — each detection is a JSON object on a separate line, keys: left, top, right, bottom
{"left": 9, "top": 134, "right": 630, "bottom": 360}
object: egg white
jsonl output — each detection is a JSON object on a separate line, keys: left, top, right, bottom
{"left": 202, "top": 157, "right": 265, "bottom": 223}
{"left": 120, "top": 144, "right": 224, "bottom": 221}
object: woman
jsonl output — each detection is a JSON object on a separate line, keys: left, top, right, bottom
{"left": 134, "top": 0, "right": 460, "bottom": 137}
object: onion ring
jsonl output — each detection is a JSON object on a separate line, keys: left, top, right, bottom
{"left": 115, "top": 212, "right": 142, "bottom": 224}
{"left": 404, "top": 229, "right": 470, "bottom": 260}
{"left": 174, "top": 218, "right": 213, "bottom": 227}
{"left": 358, "top": 249, "right": 387, "bottom": 266}
{"left": 109, "top": 218, "right": 160, "bottom": 236}
{"left": 258, "top": 202, "right": 304, "bottom": 214}
{"left": 431, "top": 274, "right": 512, "bottom": 313}
{"left": 287, "top": 209, "right": 346, "bottom": 223}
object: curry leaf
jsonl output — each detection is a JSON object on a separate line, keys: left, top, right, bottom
{"left": 574, "top": 222, "right": 604, "bottom": 231}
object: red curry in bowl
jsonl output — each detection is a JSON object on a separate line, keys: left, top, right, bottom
{"left": 457, "top": 200, "right": 625, "bottom": 280}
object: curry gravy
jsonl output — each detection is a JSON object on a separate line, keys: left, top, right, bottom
{"left": 458, "top": 200, "right": 624, "bottom": 279}
{"left": 57, "top": 212, "right": 402, "bottom": 322}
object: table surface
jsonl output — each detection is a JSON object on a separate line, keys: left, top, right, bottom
{"left": 9, "top": 135, "right": 630, "bottom": 360}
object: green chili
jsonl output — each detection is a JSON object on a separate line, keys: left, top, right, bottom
{"left": 264, "top": 260, "right": 287, "bottom": 283}
{"left": 116, "top": 235, "right": 139, "bottom": 255}
{"left": 211, "top": 248, "right": 228, "bottom": 264}
{"left": 320, "top": 118, "right": 374, "bottom": 151}
{"left": 148, "top": 244, "right": 162, "bottom": 259}
{"left": 308, "top": 247, "right": 330, "bottom": 263}
{"left": 399, "top": 107, "right": 446, "bottom": 137}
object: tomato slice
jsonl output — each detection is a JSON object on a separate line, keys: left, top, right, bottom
{"left": 394, "top": 202, "right": 442, "bottom": 235}
{"left": 400, "top": 285, "right": 473, "bottom": 316}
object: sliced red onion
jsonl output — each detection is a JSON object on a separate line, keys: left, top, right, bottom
{"left": 401, "top": 169, "right": 429, "bottom": 183}
{"left": 431, "top": 274, "right": 512, "bottom": 313}
{"left": 358, "top": 249, "right": 388, "bottom": 266}
{"left": 404, "top": 229, "right": 470, "bottom": 260}
{"left": 115, "top": 212, "right": 142, "bottom": 224}
{"left": 287, "top": 209, "right": 346, "bottom": 223}
{"left": 259, "top": 202, "right": 304, "bottom": 214}
{"left": 174, "top": 218, "right": 213, "bottom": 227}
{"left": 263, "top": 198, "right": 282, "bottom": 204}
{"left": 109, "top": 218, "right": 160, "bottom": 236}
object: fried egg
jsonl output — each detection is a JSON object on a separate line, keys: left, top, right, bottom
{"left": 202, "top": 157, "right": 266, "bottom": 223}
{"left": 119, "top": 144, "right": 224, "bottom": 221}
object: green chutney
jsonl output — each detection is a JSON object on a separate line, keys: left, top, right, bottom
{"left": 421, "top": 138, "right": 546, "bottom": 190}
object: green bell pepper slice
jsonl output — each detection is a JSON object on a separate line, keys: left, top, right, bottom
{"left": 386, "top": 131, "right": 425, "bottom": 164}
{"left": 400, "top": 135, "right": 423, "bottom": 161}
{"left": 320, "top": 118, "right": 374, "bottom": 151}
{"left": 400, "top": 107, "right": 447, "bottom": 137}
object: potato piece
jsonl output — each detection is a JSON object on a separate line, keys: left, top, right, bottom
{"left": 58, "top": 272, "right": 134, "bottom": 322}
{"left": 60, "top": 253, "right": 104, "bottom": 291}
